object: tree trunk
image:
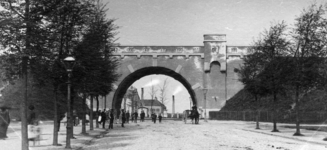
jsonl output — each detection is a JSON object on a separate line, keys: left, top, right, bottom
{"left": 90, "top": 95, "right": 94, "bottom": 130}
{"left": 255, "top": 95, "right": 260, "bottom": 129}
{"left": 256, "top": 110, "right": 260, "bottom": 129}
{"left": 271, "top": 92, "right": 279, "bottom": 132}
{"left": 104, "top": 95, "right": 107, "bottom": 110}
{"left": 70, "top": 92, "right": 75, "bottom": 139}
{"left": 53, "top": 88, "right": 59, "bottom": 145}
{"left": 21, "top": 0, "right": 31, "bottom": 149}
{"left": 294, "top": 85, "right": 303, "bottom": 136}
{"left": 21, "top": 61, "right": 29, "bottom": 150}
{"left": 81, "top": 92, "right": 86, "bottom": 134}
{"left": 96, "top": 95, "right": 99, "bottom": 128}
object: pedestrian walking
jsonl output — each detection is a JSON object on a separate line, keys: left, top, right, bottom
{"left": 141, "top": 110, "right": 145, "bottom": 122}
{"left": 97, "top": 110, "right": 102, "bottom": 125}
{"left": 121, "top": 109, "right": 126, "bottom": 127}
{"left": 126, "top": 110, "right": 130, "bottom": 124}
{"left": 73, "top": 110, "right": 79, "bottom": 126}
{"left": 158, "top": 113, "right": 162, "bottom": 123}
{"left": 153, "top": 113, "right": 157, "bottom": 124}
{"left": 0, "top": 101, "right": 10, "bottom": 140}
{"left": 109, "top": 109, "right": 114, "bottom": 129}
{"left": 28, "top": 105, "right": 36, "bottom": 125}
{"left": 27, "top": 105, "right": 40, "bottom": 142}
{"left": 57, "top": 113, "right": 65, "bottom": 132}
{"left": 133, "top": 111, "right": 138, "bottom": 123}
{"left": 151, "top": 113, "right": 155, "bottom": 122}
{"left": 101, "top": 109, "right": 107, "bottom": 129}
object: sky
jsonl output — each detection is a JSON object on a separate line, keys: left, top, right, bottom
{"left": 104, "top": 0, "right": 326, "bottom": 113}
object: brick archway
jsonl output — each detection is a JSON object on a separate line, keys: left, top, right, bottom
{"left": 112, "top": 66, "right": 197, "bottom": 110}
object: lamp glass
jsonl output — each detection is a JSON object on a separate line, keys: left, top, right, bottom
{"left": 63, "top": 56, "right": 76, "bottom": 72}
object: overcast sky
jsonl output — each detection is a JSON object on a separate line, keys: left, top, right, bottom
{"left": 105, "top": 0, "right": 326, "bottom": 113}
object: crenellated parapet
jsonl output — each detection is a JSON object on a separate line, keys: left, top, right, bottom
{"left": 112, "top": 46, "right": 204, "bottom": 59}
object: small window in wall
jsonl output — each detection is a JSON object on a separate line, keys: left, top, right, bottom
{"left": 231, "top": 47, "right": 237, "bottom": 53}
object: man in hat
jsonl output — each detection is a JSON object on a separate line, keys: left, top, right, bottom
{"left": 0, "top": 102, "right": 10, "bottom": 139}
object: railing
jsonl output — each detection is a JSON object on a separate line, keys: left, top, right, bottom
{"left": 209, "top": 111, "right": 327, "bottom": 123}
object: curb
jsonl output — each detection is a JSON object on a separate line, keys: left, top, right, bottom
{"left": 242, "top": 128, "right": 327, "bottom": 146}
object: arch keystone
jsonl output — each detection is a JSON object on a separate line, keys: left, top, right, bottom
{"left": 152, "top": 59, "right": 158, "bottom": 66}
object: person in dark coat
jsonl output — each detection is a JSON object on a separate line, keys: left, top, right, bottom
{"left": 153, "top": 113, "right": 157, "bottom": 124}
{"left": 109, "top": 109, "right": 114, "bottom": 129}
{"left": 133, "top": 111, "right": 138, "bottom": 123}
{"left": 126, "top": 110, "right": 130, "bottom": 124}
{"left": 140, "top": 110, "right": 145, "bottom": 122}
{"left": 121, "top": 109, "right": 126, "bottom": 127}
{"left": 158, "top": 113, "right": 162, "bottom": 123}
{"left": 101, "top": 109, "right": 107, "bottom": 129}
{"left": 151, "top": 113, "right": 155, "bottom": 122}
{"left": 0, "top": 106, "right": 10, "bottom": 139}
{"left": 28, "top": 105, "right": 36, "bottom": 125}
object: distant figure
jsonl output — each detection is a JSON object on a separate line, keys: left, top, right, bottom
{"left": 190, "top": 106, "right": 200, "bottom": 124}
{"left": 109, "top": 109, "right": 114, "bottom": 129}
{"left": 153, "top": 113, "right": 157, "bottom": 124}
{"left": 73, "top": 110, "right": 78, "bottom": 126}
{"left": 57, "top": 113, "right": 65, "bottom": 132}
{"left": 0, "top": 106, "right": 10, "bottom": 139}
{"left": 133, "top": 111, "right": 138, "bottom": 123}
{"left": 97, "top": 110, "right": 102, "bottom": 125}
{"left": 158, "top": 113, "right": 162, "bottom": 123}
{"left": 126, "top": 110, "right": 130, "bottom": 124}
{"left": 28, "top": 105, "right": 36, "bottom": 125}
{"left": 140, "top": 110, "right": 145, "bottom": 122}
{"left": 101, "top": 109, "right": 107, "bottom": 129}
{"left": 121, "top": 109, "right": 126, "bottom": 127}
{"left": 151, "top": 113, "right": 155, "bottom": 122}
{"left": 27, "top": 105, "right": 40, "bottom": 144}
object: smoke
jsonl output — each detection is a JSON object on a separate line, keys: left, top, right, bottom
{"left": 143, "top": 79, "right": 160, "bottom": 87}
{"left": 173, "top": 86, "right": 183, "bottom": 95}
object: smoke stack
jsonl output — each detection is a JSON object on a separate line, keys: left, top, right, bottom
{"left": 172, "top": 95, "right": 175, "bottom": 116}
{"left": 141, "top": 88, "right": 144, "bottom": 100}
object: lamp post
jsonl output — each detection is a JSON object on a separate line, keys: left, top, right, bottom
{"left": 203, "top": 88, "right": 208, "bottom": 122}
{"left": 63, "top": 55, "right": 75, "bottom": 149}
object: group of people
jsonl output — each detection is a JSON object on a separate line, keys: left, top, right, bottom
{"left": 97, "top": 109, "right": 115, "bottom": 129}
{"left": 96, "top": 109, "right": 166, "bottom": 128}
{"left": 151, "top": 113, "right": 163, "bottom": 123}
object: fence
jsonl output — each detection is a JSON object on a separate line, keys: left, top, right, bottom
{"left": 209, "top": 111, "right": 327, "bottom": 124}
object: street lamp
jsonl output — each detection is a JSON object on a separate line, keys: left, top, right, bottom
{"left": 203, "top": 88, "right": 208, "bottom": 122}
{"left": 63, "top": 55, "right": 76, "bottom": 149}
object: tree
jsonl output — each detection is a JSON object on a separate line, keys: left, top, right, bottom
{"left": 237, "top": 51, "right": 268, "bottom": 129}
{"left": 252, "top": 22, "right": 290, "bottom": 132}
{"left": 72, "top": 0, "right": 119, "bottom": 132}
{"left": 158, "top": 77, "right": 169, "bottom": 112}
{"left": 0, "top": 0, "right": 120, "bottom": 148}
{"left": 287, "top": 3, "right": 327, "bottom": 136}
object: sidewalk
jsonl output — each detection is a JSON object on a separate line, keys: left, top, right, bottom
{"left": 240, "top": 121, "right": 327, "bottom": 146}
{"left": 1, "top": 120, "right": 108, "bottom": 150}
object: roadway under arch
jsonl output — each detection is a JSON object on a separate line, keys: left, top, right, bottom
{"left": 112, "top": 66, "right": 197, "bottom": 109}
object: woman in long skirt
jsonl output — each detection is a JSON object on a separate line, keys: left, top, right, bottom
{"left": 0, "top": 107, "right": 10, "bottom": 139}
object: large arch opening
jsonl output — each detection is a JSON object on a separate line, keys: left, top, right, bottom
{"left": 112, "top": 67, "right": 197, "bottom": 110}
